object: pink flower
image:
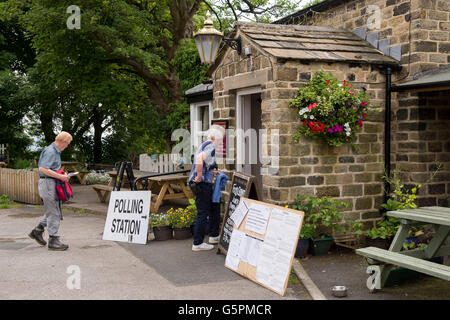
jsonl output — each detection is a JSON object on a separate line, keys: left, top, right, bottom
{"left": 349, "top": 89, "right": 354, "bottom": 94}
{"left": 308, "top": 102, "right": 317, "bottom": 111}
{"left": 361, "top": 102, "right": 368, "bottom": 106}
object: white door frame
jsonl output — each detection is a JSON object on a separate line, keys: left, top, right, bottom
{"left": 236, "top": 87, "right": 261, "bottom": 173}
{"left": 190, "top": 100, "right": 213, "bottom": 153}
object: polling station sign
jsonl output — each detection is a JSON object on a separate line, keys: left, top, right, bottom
{"left": 102, "top": 191, "right": 151, "bottom": 244}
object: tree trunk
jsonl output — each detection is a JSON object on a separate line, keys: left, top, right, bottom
{"left": 92, "top": 105, "right": 103, "bottom": 164}
{"left": 39, "top": 108, "right": 54, "bottom": 144}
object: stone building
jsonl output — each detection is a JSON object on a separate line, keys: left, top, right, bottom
{"left": 186, "top": 0, "right": 450, "bottom": 230}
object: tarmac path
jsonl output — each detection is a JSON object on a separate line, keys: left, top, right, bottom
{"left": 0, "top": 205, "right": 310, "bottom": 300}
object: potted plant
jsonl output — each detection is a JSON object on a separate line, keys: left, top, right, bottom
{"left": 365, "top": 168, "right": 427, "bottom": 248}
{"left": 292, "top": 195, "right": 349, "bottom": 256}
{"left": 167, "top": 207, "right": 197, "bottom": 240}
{"left": 295, "top": 223, "right": 314, "bottom": 258}
{"left": 149, "top": 213, "right": 173, "bottom": 241}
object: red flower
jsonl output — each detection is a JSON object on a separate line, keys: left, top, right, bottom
{"left": 362, "top": 113, "right": 366, "bottom": 118}
{"left": 357, "top": 121, "right": 363, "bottom": 127}
{"left": 326, "top": 79, "right": 330, "bottom": 85}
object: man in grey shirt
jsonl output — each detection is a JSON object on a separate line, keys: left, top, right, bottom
{"left": 29, "top": 132, "right": 72, "bottom": 251}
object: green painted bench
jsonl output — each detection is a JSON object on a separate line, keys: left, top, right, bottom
{"left": 356, "top": 206, "right": 450, "bottom": 292}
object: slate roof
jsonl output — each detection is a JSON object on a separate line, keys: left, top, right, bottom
{"left": 392, "top": 64, "right": 450, "bottom": 92}
{"left": 235, "top": 22, "right": 400, "bottom": 67}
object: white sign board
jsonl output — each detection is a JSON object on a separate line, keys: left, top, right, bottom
{"left": 224, "top": 198, "right": 304, "bottom": 296}
{"left": 103, "top": 191, "right": 151, "bottom": 244}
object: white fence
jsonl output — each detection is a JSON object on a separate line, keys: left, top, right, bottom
{"left": 139, "top": 154, "right": 184, "bottom": 173}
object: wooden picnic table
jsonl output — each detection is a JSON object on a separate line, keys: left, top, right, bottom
{"left": 61, "top": 161, "right": 89, "bottom": 184}
{"left": 356, "top": 206, "right": 450, "bottom": 292}
{"left": 91, "top": 170, "right": 150, "bottom": 203}
{"left": 93, "top": 171, "right": 192, "bottom": 212}
{"left": 146, "top": 174, "right": 193, "bottom": 213}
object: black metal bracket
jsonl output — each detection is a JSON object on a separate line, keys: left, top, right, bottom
{"left": 223, "top": 37, "right": 241, "bottom": 55}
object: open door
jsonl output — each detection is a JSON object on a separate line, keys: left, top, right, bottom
{"left": 236, "top": 88, "right": 263, "bottom": 193}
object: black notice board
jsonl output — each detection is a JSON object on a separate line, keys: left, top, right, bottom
{"left": 217, "top": 172, "right": 261, "bottom": 255}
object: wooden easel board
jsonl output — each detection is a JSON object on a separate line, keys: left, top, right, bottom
{"left": 224, "top": 197, "right": 304, "bottom": 296}
{"left": 218, "top": 172, "right": 261, "bottom": 255}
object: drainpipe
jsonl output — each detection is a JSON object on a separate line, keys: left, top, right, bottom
{"left": 384, "top": 67, "right": 392, "bottom": 206}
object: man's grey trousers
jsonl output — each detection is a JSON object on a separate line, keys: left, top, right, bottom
{"left": 38, "top": 178, "right": 62, "bottom": 236}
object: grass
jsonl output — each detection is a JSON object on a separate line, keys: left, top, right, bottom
{"left": 0, "top": 194, "right": 22, "bottom": 209}
{"left": 289, "top": 268, "right": 300, "bottom": 285}
{"left": 62, "top": 207, "right": 87, "bottom": 214}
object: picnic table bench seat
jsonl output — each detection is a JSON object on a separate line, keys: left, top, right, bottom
{"left": 91, "top": 184, "right": 129, "bottom": 203}
{"left": 356, "top": 246, "right": 450, "bottom": 282}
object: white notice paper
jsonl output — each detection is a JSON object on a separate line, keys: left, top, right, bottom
{"left": 245, "top": 203, "right": 271, "bottom": 235}
{"left": 230, "top": 199, "right": 248, "bottom": 228}
{"left": 225, "top": 229, "right": 245, "bottom": 271}
{"left": 255, "top": 208, "right": 302, "bottom": 295}
{"left": 238, "top": 234, "right": 264, "bottom": 267}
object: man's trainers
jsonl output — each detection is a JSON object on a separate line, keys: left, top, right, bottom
{"left": 192, "top": 242, "right": 214, "bottom": 251}
{"left": 208, "top": 236, "right": 219, "bottom": 244}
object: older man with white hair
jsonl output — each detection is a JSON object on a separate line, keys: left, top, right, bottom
{"left": 189, "top": 125, "right": 225, "bottom": 251}
{"left": 29, "top": 131, "right": 72, "bottom": 251}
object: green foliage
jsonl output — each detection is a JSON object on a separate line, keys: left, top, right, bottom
{"left": 366, "top": 165, "right": 442, "bottom": 241}
{"left": 209, "top": 0, "right": 301, "bottom": 28}
{"left": 149, "top": 213, "right": 171, "bottom": 228}
{"left": 12, "top": 158, "right": 37, "bottom": 169}
{"left": 0, "top": 194, "right": 18, "bottom": 209}
{"left": 186, "top": 198, "right": 197, "bottom": 216}
{"left": 365, "top": 216, "right": 400, "bottom": 240}
{"left": 289, "top": 71, "right": 377, "bottom": 147}
{"left": 299, "top": 223, "right": 315, "bottom": 239}
{"left": 85, "top": 171, "right": 111, "bottom": 185}
{"left": 291, "top": 195, "right": 349, "bottom": 239}
{"left": 302, "top": 0, "right": 326, "bottom": 9}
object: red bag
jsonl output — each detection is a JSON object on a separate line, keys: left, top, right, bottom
{"left": 54, "top": 169, "right": 73, "bottom": 202}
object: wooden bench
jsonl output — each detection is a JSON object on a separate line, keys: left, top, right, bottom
{"left": 356, "top": 246, "right": 450, "bottom": 281}
{"left": 356, "top": 206, "right": 450, "bottom": 292}
{"left": 92, "top": 184, "right": 129, "bottom": 203}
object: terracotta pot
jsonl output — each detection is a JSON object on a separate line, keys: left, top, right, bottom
{"left": 153, "top": 226, "right": 173, "bottom": 241}
{"left": 173, "top": 227, "right": 192, "bottom": 240}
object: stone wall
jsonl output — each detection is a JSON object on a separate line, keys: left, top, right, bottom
{"left": 286, "top": 0, "right": 449, "bottom": 81}
{"left": 262, "top": 61, "right": 388, "bottom": 228}
{"left": 392, "top": 90, "right": 450, "bottom": 206}
{"left": 213, "top": 33, "right": 390, "bottom": 228}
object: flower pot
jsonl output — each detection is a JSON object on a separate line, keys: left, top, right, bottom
{"left": 152, "top": 226, "right": 173, "bottom": 241}
{"left": 311, "top": 237, "right": 333, "bottom": 256}
{"left": 295, "top": 239, "right": 310, "bottom": 258}
{"left": 173, "top": 227, "right": 192, "bottom": 240}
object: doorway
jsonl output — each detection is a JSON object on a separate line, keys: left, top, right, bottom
{"left": 236, "top": 87, "right": 262, "bottom": 192}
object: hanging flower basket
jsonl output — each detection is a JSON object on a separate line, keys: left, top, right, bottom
{"left": 289, "top": 71, "right": 376, "bottom": 147}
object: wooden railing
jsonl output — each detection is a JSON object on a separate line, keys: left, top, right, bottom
{"left": 0, "top": 168, "right": 42, "bottom": 204}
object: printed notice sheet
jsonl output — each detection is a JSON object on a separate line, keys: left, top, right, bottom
{"left": 230, "top": 199, "right": 248, "bottom": 228}
{"left": 245, "top": 203, "right": 271, "bottom": 235}
{"left": 225, "top": 229, "right": 245, "bottom": 271}
{"left": 255, "top": 209, "right": 301, "bottom": 294}
{"left": 238, "top": 234, "right": 264, "bottom": 267}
